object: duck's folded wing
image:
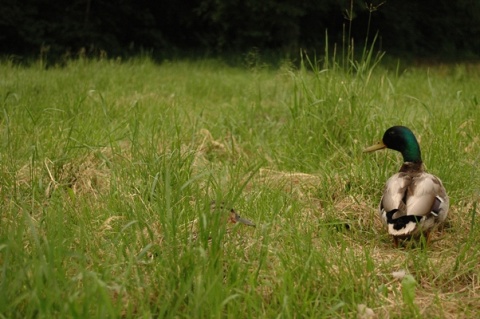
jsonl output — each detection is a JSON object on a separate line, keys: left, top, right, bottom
{"left": 405, "top": 174, "right": 445, "bottom": 217}
{"left": 381, "top": 173, "right": 411, "bottom": 213}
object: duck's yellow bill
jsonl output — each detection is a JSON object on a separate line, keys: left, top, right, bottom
{"left": 364, "top": 141, "right": 387, "bottom": 153}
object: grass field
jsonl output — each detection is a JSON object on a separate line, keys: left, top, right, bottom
{"left": 0, "top": 54, "right": 479, "bottom": 318}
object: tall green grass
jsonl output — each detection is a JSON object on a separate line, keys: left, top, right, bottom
{"left": 0, "top": 54, "right": 479, "bottom": 318}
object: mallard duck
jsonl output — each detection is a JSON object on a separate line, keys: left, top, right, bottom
{"left": 364, "top": 126, "right": 449, "bottom": 247}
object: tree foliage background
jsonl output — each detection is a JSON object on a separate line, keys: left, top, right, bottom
{"left": 1, "top": 0, "right": 479, "bottom": 60}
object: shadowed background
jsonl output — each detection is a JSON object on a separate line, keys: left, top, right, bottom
{"left": 2, "top": 0, "right": 480, "bottom": 61}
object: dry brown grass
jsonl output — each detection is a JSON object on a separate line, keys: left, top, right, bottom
{"left": 11, "top": 128, "right": 480, "bottom": 318}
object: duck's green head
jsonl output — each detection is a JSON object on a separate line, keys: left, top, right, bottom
{"left": 364, "top": 126, "right": 422, "bottom": 163}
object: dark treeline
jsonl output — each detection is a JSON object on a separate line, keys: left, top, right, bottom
{"left": 2, "top": 0, "right": 480, "bottom": 61}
